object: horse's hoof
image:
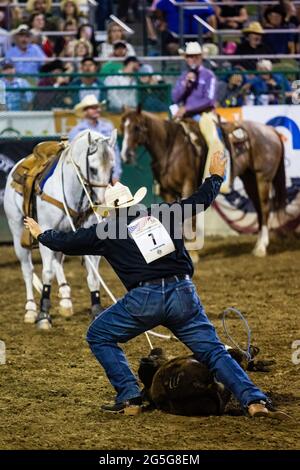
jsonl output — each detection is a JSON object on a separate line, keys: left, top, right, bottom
{"left": 58, "top": 305, "right": 74, "bottom": 318}
{"left": 252, "top": 246, "right": 267, "bottom": 257}
{"left": 36, "top": 319, "right": 52, "bottom": 330}
{"left": 24, "top": 310, "right": 38, "bottom": 324}
{"left": 35, "top": 312, "right": 52, "bottom": 330}
{"left": 91, "top": 304, "right": 104, "bottom": 320}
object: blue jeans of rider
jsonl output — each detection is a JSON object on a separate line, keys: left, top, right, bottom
{"left": 86, "top": 278, "right": 267, "bottom": 407}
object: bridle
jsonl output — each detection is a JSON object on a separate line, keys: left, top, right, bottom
{"left": 62, "top": 134, "right": 112, "bottom": 224}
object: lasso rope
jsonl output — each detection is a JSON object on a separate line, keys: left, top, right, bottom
{"left": 222, "top": 307, "right": 252, "bottom": 361}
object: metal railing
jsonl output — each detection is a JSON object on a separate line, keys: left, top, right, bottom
{"left": 144, "top": 0, "right": 300, "bottom": 50}
{"left": 0, "top": 82, "right": 172, "bottom": 112}
{"left": 0, "top": 69, "right": 298, "bottom": 112}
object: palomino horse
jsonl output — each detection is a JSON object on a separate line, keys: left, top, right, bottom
{"left": 121, "top": 110, "right": 286, "bottom": 257}
{"left": 4, "top": 129, "right": 116, "bottom": 329}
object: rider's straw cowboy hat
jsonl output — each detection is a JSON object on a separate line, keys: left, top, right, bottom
{"left": 74, "top": 94, "right": 106, "bottom": 116}
{"left": 95, "top": 182, "right": 147, "bottom": 211}
{"left": 243, "top": 22, "right": 264, "bottom": 35}
{"left": 178, "top": 41, "right": 202, "bottom": 56}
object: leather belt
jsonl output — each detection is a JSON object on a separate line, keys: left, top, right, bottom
{"left": 137, "top": 274, "right": 190, "bottom": 288}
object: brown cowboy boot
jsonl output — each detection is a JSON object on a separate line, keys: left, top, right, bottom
{"left": 248, "top": 400, "right": 291, "bottom": 420}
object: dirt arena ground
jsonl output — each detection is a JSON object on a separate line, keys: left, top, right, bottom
{"left": 0, "top": 236, "right": 299, "bottom": 450}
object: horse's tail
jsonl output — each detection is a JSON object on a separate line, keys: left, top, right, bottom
{"left": 273, "top": 130, "right": 287, "bottom": 210}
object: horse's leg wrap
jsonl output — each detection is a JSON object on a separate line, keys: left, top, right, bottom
{"left": 58, "top": 283, "right": 73, "bottom": 318}
{"left": 36, "top": 284, "right": 52, "bottom": 330}
{"left": 90, "top": 290, "right": 103, "bottom": 318}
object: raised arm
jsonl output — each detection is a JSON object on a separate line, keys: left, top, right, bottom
{"left": 180, "top": 150, "right": 226, "bottom": 218}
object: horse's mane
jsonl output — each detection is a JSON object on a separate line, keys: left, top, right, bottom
{"left": 139, "top": 111, "right": 183, "bottom": 145}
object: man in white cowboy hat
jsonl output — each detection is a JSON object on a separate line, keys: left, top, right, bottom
{"left": 69, "top": 94, "right": 122, "bottom": 183}
{"left": 172, "top": 41, "right": 217, "bottom": 120}
{"left": 172, "top": 41, "right": 229, "bottom": 192}
{"left": 24, "top": 150, "right": 288, "bottom": 420}
{"left": 5, "top": 24, "right": 46, "bottom": 75}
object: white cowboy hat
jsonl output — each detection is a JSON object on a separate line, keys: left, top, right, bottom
{"left": 95, "top": 182, "right": 147, "bottom": 211}
{"left": 11, "top": 24, "right": 32, "bottom": 36}
{"left": 74, "top": 94, "right": 105, "bottom": 116}
{"left": 178, "top": 41, "right": 202, "bottom": 56}
{"left": 257, "top": 59, "right": 272, "bottom": 72}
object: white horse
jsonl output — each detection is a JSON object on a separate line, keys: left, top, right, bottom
{"left": 4, "top": 129, "right": 116, "bottom": 330}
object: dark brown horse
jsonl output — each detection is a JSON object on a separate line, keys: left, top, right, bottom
{"left": 120, "top": 109, "right": 286, "bottom": 257}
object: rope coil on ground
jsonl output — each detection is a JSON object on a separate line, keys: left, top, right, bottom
{"left": 222, "top": 307, "right": 252, "bottom": 361}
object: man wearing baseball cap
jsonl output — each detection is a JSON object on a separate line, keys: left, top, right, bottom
{"left": 5, "top": 24, "right": 46, "bottom": 74}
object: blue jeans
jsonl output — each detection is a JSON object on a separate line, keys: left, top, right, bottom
{"left": 86, "top": 279, "right": 267, "bottom": 407}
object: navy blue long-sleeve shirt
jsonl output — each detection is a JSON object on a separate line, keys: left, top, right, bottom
{"left": 38, "top": 175, "right": 223, "bottom": 290}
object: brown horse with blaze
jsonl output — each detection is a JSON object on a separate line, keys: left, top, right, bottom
{"left": 121, "top": 108, "right": 286, "bottom": 257}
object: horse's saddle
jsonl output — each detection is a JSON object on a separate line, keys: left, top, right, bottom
{"left": 179, "top": 118, "right": 250, "bottom": 165}
{"left": 220, "top": 121, "right": 251, "bottom": 162}
{"left": 11, "top": 140, "right": 67, "bottom": 248}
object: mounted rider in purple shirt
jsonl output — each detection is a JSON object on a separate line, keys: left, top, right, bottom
{"left": 171, "top": 42, "right": 217, "bottom": 120}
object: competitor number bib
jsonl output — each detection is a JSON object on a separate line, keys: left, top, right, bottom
{"left": 128, "top": 216, "right": 175, "bottom": 263}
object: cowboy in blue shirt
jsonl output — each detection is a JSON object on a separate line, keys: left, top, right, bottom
{"left": 69, "top": 94, "right": 122, "bottom": 184}
{"left": 24, "top": 150, "right": 287, "bottom": 419}
{"left": 5, "top": 24, "right": 46, "bottom": 75}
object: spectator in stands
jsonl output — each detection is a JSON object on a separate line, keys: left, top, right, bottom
{"left": 138, "top": 63, "right": 169, "bottom": 112}
{"left": 0, "top": 0, "right": 22, "bottom": 30}
{"left": 69, "top": 94, "right": 122, "bottom": 183}
{"left": 5, "top": 24, "right": 46, "bottom": 74}
{"left": 104, "top": 56, "right": 140, "bottom": 113}
{"left": 26, "top": 0, "right": 59, "bottom": 31}
{"left": 99, "top": 41, "right": 128, "bottom": 76}
{"left": 217, "top": 71, "right": 249, "bottom": 107}
{"left": 77, "top": 23, "right": 98, "bottom": 56}
{"left": 29, "top": 12, "right": 54, "bottom": 57}
{"left": 95, "top": 0, "right": 113, "bottom": 30}
{"left": 171, "top": 42, "right": 217, "bottom": 120}
{"left": 72, "top": 38, "right": 93, "bottom": 58}
{"left": 282, "top": 0, "right": 298, "bottom": 22}
{"left": 0, "top": 26, "right": 11, "bottom": 57}
{"left": 263, "top": 5, "right": 295, "bottom": 54}
{"left": 146, "top": 13, "right": 179, "bottom": 56}
{"left": 71, "top": 56, "right": 102, "bottom": 104}
{"left": 99, "top": 21, "right": 135, "bottom": 59}
{"left": 59, "top": 0, "right": 84, "bottom": 27}
{"left": 55, "top": 18, "right": 78, "bottom": 56}
{"left": 249, "top": 59, "right": 291, "bottom": 105}
{"left": 215, "top": 0, "right": 248, "bottom": 30}
{"left": 33, "top": 59, "right": 72, "bottom": 110}
{"left": 0, "top": 61, "right": 33, "bottom": 110}
{"left": 117, "top": 0, "right": 140, "bottom": 23}
{"left": 235, "top": 22, "right": 272, "bottom": 70}
{"left": 155, "top": 0, "right": 216, "bottom": 38}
